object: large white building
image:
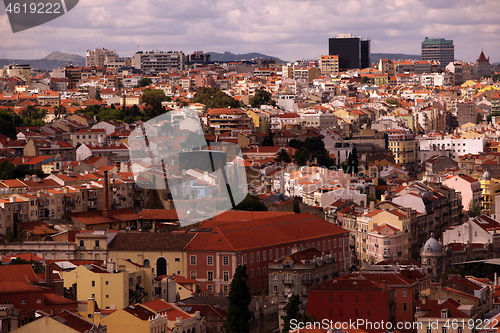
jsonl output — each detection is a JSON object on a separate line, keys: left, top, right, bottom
{"left": 419, "top": 137, "right": 485, "bottom": 159}
{"left": 134, "top": 51, "right": 185, "bottom": 74}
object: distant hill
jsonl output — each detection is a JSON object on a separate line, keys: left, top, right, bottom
{"left": 0, "top": 52, "right": 85, "bottom": 71}
{"left": 43, "top": 51, "right": 85, "bottom": 62}
{"left": 370, "top": 53, "right": 421, "bottom": 64}
{"left": 207, "top": 51, "right": 285, "bottom": 63}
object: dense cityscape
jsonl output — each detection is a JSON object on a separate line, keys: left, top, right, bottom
{"left": 0, "top": 33, "right": 499, "bottom": 333}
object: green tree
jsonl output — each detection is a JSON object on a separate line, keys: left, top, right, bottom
{"left": 288, "top": 139, "right": 303, "bottom": 149}
{"left": 234, "top": 194, "right": 267, "bottom": 211}
{"left": 275, "top": 149, "right": 291, "bottom": 164}
{"left": 468, "top": 200, "right": 482, "bottom": 217}
{"left": 21, "top": 106, "right": 47, "bottom": 126}
{"left": 0, "top": 110, "right": 18, "bottom": 139}
{"left": 137, "top": 77, "right": 152, "bottom": 87}
{"left": 225, "top": 265, "right": 252, "bottom": 333}
{"left": 250, "top": 89, "right": 276, "bottom": 108}
{"left": 492, "top": 74, "right": 500, "bottom": 82}
{"left": 361, "top": 76, "right": 370, "bottom": 84}
{"left": 95, "top": 91, "right": 102, "bottom": 101}
{"left": 476, "top": 113, "right": 483, "bottom": 124}
{"left": 142, "top": 88, "right": 169, "bottom": 118}
{"left": 282, "top": 294, "right": 306, "bottom": 333}
{"left": 261, "top": 131, "right": 274, "bottom": 146}
{"left": 53, "top": 105, "right": 67, "bottom": 119}
{"left": 294, "top": 148, "right": 310, "bottom": 166}
{"left": 347, "top": 147, "right": 359, "bottom": 175}
{"left": 190, "top": 87, "right": 240, "bottom": 109}
{"left": 0, "top": 160, "right": 44, "bottom": 180}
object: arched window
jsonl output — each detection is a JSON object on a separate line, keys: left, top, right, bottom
{"left": 143, "top": 259, "right": 150, "bottom": 268}
{"left": 156, "top": 257, "right": 167, "bottom": 276}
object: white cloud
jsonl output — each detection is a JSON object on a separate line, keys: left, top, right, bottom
{"left": 0, "top": 0, "right": 498, "bottom": 62}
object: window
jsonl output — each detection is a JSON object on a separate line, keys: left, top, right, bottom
{"left": 334, "top": 239, "right": 337, "bottom": 248}
{"left": 442, "top": 328, "right": 447, "bottom": 333}
{"left": 95, "top": 240, "right": 100, "bottom": 248}
{"left": 105, "top": 281, "right": 109, "bottom": 285}
{"left": 257, "top": 268, "right": 260, "bottom": 277}
{"left": 190, "top": 270, "right": 197, "bottom": 279}
{"left": 243, "top": 254, "right": 247, "bottom": 264}
{"left": 223, "top": 271, "right": 229, "bottom": 281}
{"left": 175, "top": 258, "right": 180, "bottom": 262}
{"left": 92, "top": 281, "right": 95, "bottom": 287}
{"left": 269, "top": 250, "right": 273, "bottom": 260}
{"left": 190, "top": 255, "right": 197, "bottom": 265}
{"left": 106, "top": 295, "right": 109, "bottom": 298}
{"left": 223, "top": 285, "right": 229, "bottom": 293}
{"left": 281, "top": 247, "right": 285, "bottom": 256}
{"left": 403, "top": 290, "right": 407, "bottom": 297}
{"left": 328, "top": 240, "right": 331, "bottom": 249}
{"left": 403, "top": 302, "right": 407, "bottom": 311}
{"left": 427, "top": 327, "right": 432, "bottom": 333}
{"left": 257, "top": 252, "right": 260, "bottom": 262}
{"left": 273, "top": 285, "right": 278, "bottom": 292}
{"left": 250, "top": 269, "right": 254, "bottom": 278}
{"left": 275, "top": 249, "right": 279, "bottom": 258}
{"left": 36, "top": 298, "right": 42, "bottom": 304}
{"left": 263, "top": 267, "right": 266, "bottom": 275}
{"left": 207, "top": 271, "right": 214, "bottom": 281}
{"left": 250, "top": 253, "right": 254, "bottom": 263}
{"left": 223, "top": 256, "right": 229, "bottom": 266}
{"left": 207, "top": 256, "right": 213, "bottom": 265}
{"left": 20, "top": 299, "right": 26, "bottom": 304}
{"left": 207, "top": 285, "right": 213, "bottom": 292}
{"left": 79, "top": 240, "right": 84, "bottom": 247}
{"left": 143, "top": 259, "right": 150, "bottom": 268}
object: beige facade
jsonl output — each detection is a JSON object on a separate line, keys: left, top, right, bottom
{"left": 319, "top": 55, "right": 339, "bottom": 77}
{"left": 62, "top": 259, "right": 154, "bottom": 310}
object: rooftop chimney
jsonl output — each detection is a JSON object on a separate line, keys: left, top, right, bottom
{"left": 103, "top": 170, "right": 109, "bottom": 216}
{"left": 45, "top": 263, "right": 54, "bottom": 288}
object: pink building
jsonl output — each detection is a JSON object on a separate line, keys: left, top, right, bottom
{"left": 442, "top": 174, "right": 481, "bottom": 210}
{"left": 367, "top": 223, "right": 404, "bottom": 264}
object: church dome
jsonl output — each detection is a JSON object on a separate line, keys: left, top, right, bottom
{"left": 482, "top": 170, "right": 491, "bottom": 180}
{"left": 421, "top": 234, "right": 442, "bottom": 255}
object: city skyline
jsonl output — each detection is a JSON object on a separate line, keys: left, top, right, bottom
{"left": 1, "top": 0, "right": 499, "bottom": 63}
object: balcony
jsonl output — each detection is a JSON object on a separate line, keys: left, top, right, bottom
{"left": 282, "top": 280, "right": 294, "bottom": 285}
{"left": 301, "top": 279, "right": 313, "bottom": 285}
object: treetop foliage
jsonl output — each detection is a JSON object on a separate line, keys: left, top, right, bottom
{"left": 190, "top": 87, "right": 241, "bottom": 109}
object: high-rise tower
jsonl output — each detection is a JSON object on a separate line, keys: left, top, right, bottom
{"left": 328, "top": 33, "right": 370, "bottom": 70}
{"left": 421, "top": 37, "right": 454, "bottom": 69}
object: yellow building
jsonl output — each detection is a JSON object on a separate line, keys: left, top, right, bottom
{"left": 12, "top": 309, "right": 106, "bottom": 333}
{"left": 356, "top": 208, "right": 410, "bottom": 265}
{"left": 386, "top": 129, "right": 417, "bottom": 168}
{"left": 87, "top": 298, "right": 205, "bottom": 333}
{"left": 479, "top": 171, "right": 500, "bottom": 216}
{"left": 107, "top": 232, "right": 193, "bottom": 278}
{"left": 62, "top": 258, "right": 154, "bottom": 310}
{"left": 98, "top": 303, "right": 169, "bottom": 333}
{"left": 319, "top": 55, "right": 339, "bottom": 77}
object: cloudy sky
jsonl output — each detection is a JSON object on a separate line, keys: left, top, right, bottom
{"left": 1, "top": 0, "right": 499, "bottom": 63}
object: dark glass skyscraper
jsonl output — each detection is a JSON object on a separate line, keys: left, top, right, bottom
{"left": 328, "top": 34, "right": 370, "bottom": 70}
